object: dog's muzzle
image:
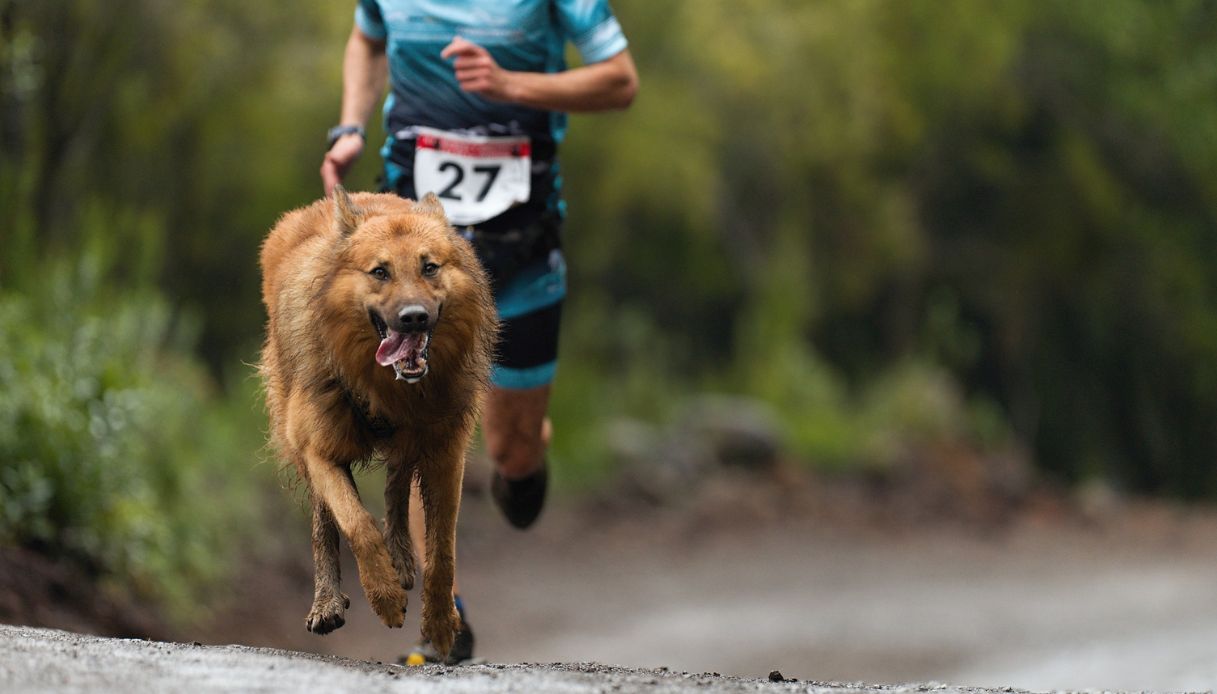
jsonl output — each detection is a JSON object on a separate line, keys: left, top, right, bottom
{"left": 370, "top": 309, "right": 432, "bottom": 384}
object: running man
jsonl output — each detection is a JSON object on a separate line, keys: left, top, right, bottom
{"left": 320, "top": 0, "right": 638, "bottom": 664}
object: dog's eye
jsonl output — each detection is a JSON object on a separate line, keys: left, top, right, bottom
{"left": 422, "top": 261, "right": 440, "bottom": 278}
{"left": 369, "top": 266, "right": 390, "bottom": 281}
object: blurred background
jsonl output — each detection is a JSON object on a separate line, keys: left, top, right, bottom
{"left": 3, "top": 0, "right": 1217, "bottom": 690}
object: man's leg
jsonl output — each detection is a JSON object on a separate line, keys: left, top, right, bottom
{"left": 483, "top": 385, "right": 551, "bottom": 479}
{"left": 478, "top": 251, "right": 565, "bottom": 527}
{"left": 484, "top": 385, "right": 552, "bottom": 529}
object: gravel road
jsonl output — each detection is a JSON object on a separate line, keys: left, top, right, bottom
{"left": 0, "top": 624, "right": 1059, "bottom": 694}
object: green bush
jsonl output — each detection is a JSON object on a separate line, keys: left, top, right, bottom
{"left": 0, "top": 255, "right": 263, "bottom": 617}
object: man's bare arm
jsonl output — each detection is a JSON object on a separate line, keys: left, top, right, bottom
{"left": 322, "top": 27, "right": 388, "bottom": 194}
{"left": 441, "top": 37, "right": 638, "bottom": 113}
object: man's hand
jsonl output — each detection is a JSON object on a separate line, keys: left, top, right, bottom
{"left": 441, "top": 35, "right": 637, "bottom": 113}
{"left": 442, "top": 36, "right": 514, "bottom": 102}
{"left": 321, "top": 133, "right": 365, "bottom": 196}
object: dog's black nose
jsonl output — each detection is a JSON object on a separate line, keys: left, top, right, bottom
{"left": 397, "top": 305, "right": 429, "bottom": 332}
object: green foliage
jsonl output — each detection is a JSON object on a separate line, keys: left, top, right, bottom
{"left": 549, "top": 297, "right": 682, "bottom": 490}
{"left": 0, "top": 224, "right": 265, "bottom": 618}
{"left": 559, "top": 0, "right": 1217, "bottom": 495}
{"left": 0, "top": 0, "right": 362, "bottom": 364}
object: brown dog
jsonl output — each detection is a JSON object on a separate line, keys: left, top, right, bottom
{"left": 259, "top": 187, "right": 497, "bottom": 658}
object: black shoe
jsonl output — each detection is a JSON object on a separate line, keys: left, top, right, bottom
{"left": 400, "top": 617, "right": 475, "bottom": 666}
{"left": 491, "top": 463, "right": 548, "bottom": 530}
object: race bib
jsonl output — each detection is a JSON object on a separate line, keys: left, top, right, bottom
{"left": 413, "top": 127, "right": 531, "bottom": 226}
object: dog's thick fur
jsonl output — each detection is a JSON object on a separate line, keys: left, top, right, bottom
{"left": 259, "top": 188, "right": 496, "bottom": 657}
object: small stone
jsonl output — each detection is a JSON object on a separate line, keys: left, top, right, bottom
{"left": 768, "top": 670, "right": 784, "bottom": 682}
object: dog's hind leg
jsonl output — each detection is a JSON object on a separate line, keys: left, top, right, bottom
{"left": 418, "top": 446, "right": 466, "bottom": 659}
{"left": 383, "top": 459, "right": 416, "bottom": 591}
{"left": 306, "top": 450, "right": 408, "bottom": 628}
{"left": 305, "top": 490, "right": 350, "bottom": 634}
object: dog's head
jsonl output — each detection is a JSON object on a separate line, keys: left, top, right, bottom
{"left": 326, "top": 186, "right": 494, "bottom": 384}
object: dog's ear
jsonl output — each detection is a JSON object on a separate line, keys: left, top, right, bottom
{"left": 331, "top": 185, "right": 363, "bottom": 237}
{"left": 414, "top": 192, "right": 448, "bottom": 222}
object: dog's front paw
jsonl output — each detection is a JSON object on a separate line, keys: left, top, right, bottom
{"left": 305, "top": 592, "right": 350, "bottom": 635}
{"left": 366, "top": 581, "right": 409, "bottom": 628}
{"left": 421, "top": 602, "right": 460, "bottom": 659}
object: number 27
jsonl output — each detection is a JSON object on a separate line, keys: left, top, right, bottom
{"left": 436, "top": 162, "right": 501, "bottom": 202}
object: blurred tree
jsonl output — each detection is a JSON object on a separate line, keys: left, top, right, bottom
{"left": 0, "top": 0, "right": 371, "bottom": 364}
{"left": 563, "top": 0, "right": 1217, "bottom": 494}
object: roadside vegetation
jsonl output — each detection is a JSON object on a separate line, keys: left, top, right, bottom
{"left": 0, "top": 233, "right": 267, "bottom": 619}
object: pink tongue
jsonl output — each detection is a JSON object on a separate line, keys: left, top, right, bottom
{"left": 375, "top": 330, "right": 421, "bottom": 366}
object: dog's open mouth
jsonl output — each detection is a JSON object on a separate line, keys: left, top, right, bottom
{"left": 369, "top": 311, "right": 431, "bottom": 384}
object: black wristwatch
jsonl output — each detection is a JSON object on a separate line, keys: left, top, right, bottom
{"left": 326, "top": 124, "right": 366, "bottom": 151}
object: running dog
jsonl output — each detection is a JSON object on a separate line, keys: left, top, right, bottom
{"left": 259, "top": 187, "right": 497, "bottom": 658}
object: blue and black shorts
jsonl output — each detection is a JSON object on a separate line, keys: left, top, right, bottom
{"left": 484, "top": 242, "right": 565, "bottom": 389}
{"left": 456, "top": 204, "right": 565, "bottom": 390}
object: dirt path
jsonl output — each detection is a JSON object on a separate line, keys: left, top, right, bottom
{"left": 198, "top": 484, "right": 1217, "bottom": 693}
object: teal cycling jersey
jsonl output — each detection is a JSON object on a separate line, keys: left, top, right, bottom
{"left": 355, "top": 0, "right": 628, "bottom": 213}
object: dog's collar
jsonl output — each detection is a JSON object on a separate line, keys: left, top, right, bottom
{"left": 335, "top": 379, "right": 396, "bottom": 440}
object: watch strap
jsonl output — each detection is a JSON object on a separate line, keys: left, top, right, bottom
{"left": 326, "top": 124, "right": 366, "bottom": 150}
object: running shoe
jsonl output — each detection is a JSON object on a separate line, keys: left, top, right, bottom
{"left": 400, "top": 617, "right": 475, "bottom": 666}
{"left": 490, "top": 463, "right": 548, "bottom": 529}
